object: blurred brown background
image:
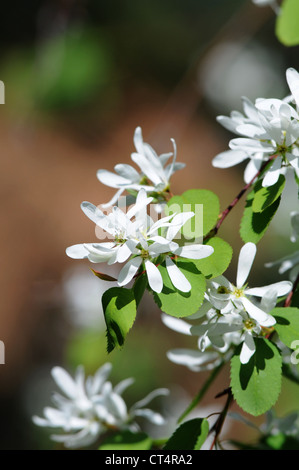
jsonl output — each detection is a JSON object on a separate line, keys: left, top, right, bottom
{"left": 1, "top": 0, "right": 299, "bottom": 449}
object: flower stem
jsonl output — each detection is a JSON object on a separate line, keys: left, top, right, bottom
{"left": 177, "top": 360, "right": 225, "bottom": 424}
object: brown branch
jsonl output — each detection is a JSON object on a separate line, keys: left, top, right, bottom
{"left": 205, "top": 154, "right": 277, "bottom": 241}
{"left": 209, "top": 388, "right": 233, "bottom": 450}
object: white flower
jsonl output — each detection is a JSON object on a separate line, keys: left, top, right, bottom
{"left": 212, "top": 69, "right": 299, "bottom": 187}
{"left": 66, "top": 189, "right": 214, "bottom": 293}
{"left": 97, "top": 127, "right": 185, "bottom": 209}
{"left": 33, "top": 363, "right": 169, "bottom": 449}
{"left": 161, "top": 310, "right": 240, "bottom": 372}
{"left": 207, "top": 242, "right": 292, "bottom": 327}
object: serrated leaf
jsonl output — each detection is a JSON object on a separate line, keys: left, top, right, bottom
{"left": 252, "top": 175, "right": 285, "bottom": 213}
{"left": 230, "top": 338, "right": 282, "bottom": 416}
{"left": 193, "top": 237, "right": 233, "bottom": 279}
{"left": 276, "top": 0, "right": 299, "bottom": 46}
{"left": 99, "top": 431, "right": 152, "bottom": 450}
{"left": 163, "top": 418, "right": 209, "bottom": 450}
{"left": 153, "top": 260, "right": 206, "bottom": 317}
{"left": 240, "top": 188, "right": 281, "bottom": 243}
{"left": 272, "top": 307, "right": 299, "bottom": 349}
{"left": 166, "top": 189, "right": 220, "bottom": 238}
{"left": 102, "top": 287, "right": 137, "bottom": 353}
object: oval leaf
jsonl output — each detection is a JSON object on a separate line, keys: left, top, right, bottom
{"left": 230, "top": 338, "right": 282, "bottom": 416}
{"left": 276, "top": 0, "right": 299, "bottom": 46}
{"left": 166, "top": 189, "right": 220, "bottom": 239}
{"left": 193, "top": 237, "right": 233, "bottom": 279}
{"left": 272, "top": 307, "right": 299, "bottom": 349}
{"left": 102, "top": 287, "right": 137, "bottom": 353}
{"left": 153, "top": 260, "right": 206, "bottom": 317}
{"left": 163, "top": 418, "right": 209, "bottom": 450}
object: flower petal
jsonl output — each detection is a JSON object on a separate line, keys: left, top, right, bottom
{"left": 242, "top": 297, "right": 276, "bottom": 327}
{"left": 237, "top": 242, "right": 256, "bottom": 288}
{"left": 145, "top": 259, "right": 163, "bottom": 293}
{"left": 245, "top": 280, "right": 292, "bottom": 297}
{"left": 161, "top": 313, "right": 192, "bottom": 335}
{"left": 174, "top": 244, "right": 214, "bottom": 260}
{"left": 118, "top": 257, "right": 142, "bottom": 286}
{"left": 212, "top": 149, "right": 248, "bottom": 168}
{"left": 166, "top": 257, "right": 191, "bottom": 292}
{"left": 240, "top": 331, "right": 256, "bottom": 364}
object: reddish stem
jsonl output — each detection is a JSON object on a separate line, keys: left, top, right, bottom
{"left": 207, "top": 154, "right": 276, "bottom": 239}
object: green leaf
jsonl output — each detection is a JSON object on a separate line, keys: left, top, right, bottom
{"left": 252, "top": 175, "right": 285, "bottom": 213}
{"left": 276, "top": 0, "right": 299, "bottom": 46}
{"left": 153, "top": 260, "right": 206, "bottom": 317}
{"left": 240, "top": 187, "right": 281, "bottom": 243}
{"left": 99, "top": 431, "right": 152, "bottom": 450}
{"left": 166, "top": 189, "right": 220, "bottom": 238}
{"left": 230, "top": 338, "right": 282, "bottom": 416}
{"left": 193, "top": 237, "right": 233, "bottom": 279}
{"left": 163, "top": 418, "right": 209, "bottom": 450}
{"left": 102, "top": 287, "right": 137, "bottom": 353}
{"left": 272, "top": 307, "right": 299, "bottom": 349}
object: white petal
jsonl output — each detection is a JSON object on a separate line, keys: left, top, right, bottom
{"left": 145, "top": 259, "right": 163, "bottom": 293}
{"left": 212, "top": 149, "right": 248, "bottom": 168}
{"left": 161, "top": 313, "right": 192, "bottom": 335}
{"left": 240, "top": 332, "right": 256, "bottom": 364}
{"left": 51, "top": 367, "right": 78, "bottom": 400}
{"left": 262, "top": 157, "right": 282, "bottom": 187}
{"left": 286, "top": 68, "right": 299, "bottom": 110}
{"left": 114, "top": 378, "right": 135, "bottom": 396}
{"left": 244, "top": 158, "right": 263, "bottom": 184}
{"left": 66, "top": 244, "right": 89, "bottom": 259}
{"left": 237, "top": 242, "right": 256, "bottom": 288}
{"left": 242, "top": 297, "right": 276, "bottom": 327}
{"left": 97, "top": 169, "right": 130, "bottom": 188}
{"left": 132, "top": 408, "right": 166, "bottom": 425}
{"left": 166, "top": 212, "right": 194, "bottom": 241}
{"left": 246, "top": 280, "right": 292, "bottom": 297}
{"left": 114, "top": 163, "right": 140, "bottom": 182}
{"left": 118, "top": 257, "right": 142, "bottom": 286}
{"left": 131, "top": 388, "right": 169, "bottom": 412}
{"left": 166, "top": 348, "right": 219, "bottom": 369}
{"left": 166, "top": 257, "right": 191, "bottom": 292}
{"left": 174, "top": 244, "right": 214, "bottom": 260}
{"left": 131, "top": 152, "right": 164, "bottom": 186}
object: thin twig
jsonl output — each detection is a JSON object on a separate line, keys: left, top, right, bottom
{"left": 205, "top": 155, "right": 276, "bottom": 240}
{"left": 209, "top": 388, "right": 234, "bottom": 450}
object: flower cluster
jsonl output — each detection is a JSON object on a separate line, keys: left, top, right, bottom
{"left": 33, "top": 363, "right": 168, "bottom": 449}
{"left": 67, "top": 132, "right": 214, "bottom": 294}
{"left": 162, "top": 242, "right": 292, "bottom": 367}
{"left": 212, "top": 68, "right": 299, "bottom": 187}
{"left": 97, "top": 126, "right": 185, "bottom": 211}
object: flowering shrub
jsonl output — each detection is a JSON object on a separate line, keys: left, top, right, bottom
{"left": 33, "top": 1, "right": 299, "bottom": 451}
